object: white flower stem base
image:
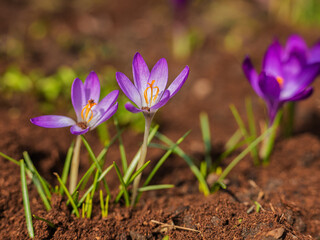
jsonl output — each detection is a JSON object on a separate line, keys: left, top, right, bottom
{"left": 131, "top": 112, "right": 154, "bottom": 206}
{"left": 69, "top": 135, "right": 82, "bottom": 193}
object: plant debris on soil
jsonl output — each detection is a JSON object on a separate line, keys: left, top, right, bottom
{"left": 1, "top": 0, "right": 320, "bottom": 239}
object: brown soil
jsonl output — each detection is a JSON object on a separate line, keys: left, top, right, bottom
{"left": 1, "top": 0, "right": 320, "bottom": 239}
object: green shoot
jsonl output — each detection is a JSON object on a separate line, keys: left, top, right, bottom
{"left": 143, "top": 131, "right": 190, "bottom": 188}
{"left": 20, "top": 160, "right": 34, "bottom": 238}
{"left": 200, "top": 112, "right": 212, "bottom": 174}
{"left": 75, "top": 132, "right": 120, "bottom": 195}
{"left": 54, "top": 173, "right": 79, "bottom": 217}
{"left": 33, "top": 215, "right": 57, "bottom": 228}
{"left": 245, "top": 98, "right": 257, "bottom": 141}
{"left": 259, "top": 110, "right": 282, "bottom": 164}
{"left": 113, "top": 162, "right": 130, "bottom": 207}
{"left": 213, "top": 126, "right": 274, "bottom": 191}
{"left": 76, "top": 164, "right": 113, "bottom": 209}
{"left": 114, "top": 117, "right": 128, "bottom": 173}
{"left": 156, "top": 132, "right": 210, "bottom": 196}
{"left": 138, "top": 184, "right": 174, "bottom": 192}
{"left": 100, "top": 190, "right": 109, "bottom": 218}
{"left": 80, "top": 135, "right": 102, "bottom": 172}
{"left": 22, "top": 152, "right": 51, "bottom": 211}
{"left": 60, "top": 141, "right": 74, "bottom": 195}
{"left": 0, "top": 152, "right": 20, "bottom": 166}
{"left": 115, "top": 161, "right": 150, "bottom": 204}
{"left": 230, "top": 104, "right": 260, "bottom": 165}
{"left": 123, "top": 125, "right": 159, "bottom": 184}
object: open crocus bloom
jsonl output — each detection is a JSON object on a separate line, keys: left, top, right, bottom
{"left": 116, "top": 52, "right": 189, "bottom": 115}
{"left": 243, "top": 35, "right": 320, "bottom": 124}
{"left": 31, "top": 71, "right": 119, "bottom": 135}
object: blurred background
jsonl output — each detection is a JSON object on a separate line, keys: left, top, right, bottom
{"left": 1, "top": 0, "right": 320, "bottom": 143}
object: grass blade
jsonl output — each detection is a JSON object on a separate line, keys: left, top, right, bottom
{"left": 20, "top": 160, "right": 34, "bottom": 238}
{"left": 113, "top": 162, "right": 130, "bottom": 207}
{"left": 114, "top": 161, "right": 151, "bottom": 204}
{"left": 54, "top": 173, "right": 79, "bottom": 217}
{"left": 0, "top": 152, "right": 19, "bottom": 165}
{"left": 156, "top": 132, "right": 210, "bottom": 196}
{"left": 225, "top": 128, "right": 242, "bottom": 150}
{"left": 23, "top": 152, "right": 51, "bottom": 211}
{"left": 33, "top": 215, "right": 57, "bottom": 229}
{"left": 114, "top": 117, "right": 128, "bottom": 173}
{"left": 80, "top": 135, "right": 102, "bottom": 173}
{"left": 123, "top": 125, "right": 159, "bottom": 183}
{"left": 143, "top": 131, "right": 190, "bottom": 188}
{"left": 60, "top": 141, "right": 74, "bottom": 195}
{"left": 245, "top": 98, "right": 257, "bottom": 139}
{"left": 76, "top": 165, "right": 113, "bottom": 209}
{"left": 216, "top": 126, "right": 274, "bottom": 185}
{"left": 230, "top": 104, "right": 260, "bottom": 165}
{"left": 200, "top": 112, "right": 212, "bottom": 173}
{"left": 127, "top": 161, "right": 150, "bottom": 185}
{"left": 138, "top": 184, "right": 174, "bottom": 192}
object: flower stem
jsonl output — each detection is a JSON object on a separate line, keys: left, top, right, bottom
{"left": 259, "top": 110, "right": 282, "bottom": 164}
{"left": 69, "top": 135, "right": 82, "bottom": 193}
{"left": 131, "top": 113, "right": 153, "bottom": 206}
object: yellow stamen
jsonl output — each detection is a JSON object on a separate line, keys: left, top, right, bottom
{"left": 276, "top": 76, "right": 284, "bottom": 88}
{"left": 143, "top": 80, "right": 159, "bottom": 106}
{"left": 81, "top": 99, "right": 97, "bottom": 123}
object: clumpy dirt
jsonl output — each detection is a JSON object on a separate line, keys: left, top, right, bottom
{"left": 1, "top": 94, "right": 320, "bottom": 239}
{"left": 1, "top": 0, "right": 320, "bottom": 239}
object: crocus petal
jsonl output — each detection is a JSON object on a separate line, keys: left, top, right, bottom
{"left": 30, "top": 115, "right": 76, "bottom": 128}
{"left": 116, "top": 72, "right": 142, "bottom": 107}
{"left": 150, "top": 90, "right": 170, "bottom": 111}
{"left": 167, "top": 66, "right": 189, "bottom": 99}
{"left": 262, "top": 40, "right": 283, "bottom": 77}
{"left": 309, "top": 42, "right": 320, "bottom": 64}
{"left": 258, "top": 72, "right": 281, "bottom": 100}
{"left": 91, "top": 103, "right": 118, "bottom": 129}
{"left": 283, "top": 35, "right": 307, "bottom": 61}
{"left": 281, "top": 62, "right": 320, "bottom": 99}
{"left": 258, "top": 72, "right": 281, "bottom": 123}
{"left": 242, "top": 57, "right": 262, "bottom": 97}
{"left": 72, "top": 78, "right": 86, "bottom": 121}
{"left": 95, "top": 90, "right": 119, "bottom": 115}
{"left": 84, "top": 71, "right": 100, "bottom": 103}
{"left": 286, "top": 87, "right": 313, "bottom": 101}
{"left": 132, "top": 52, "right": 150, "bottom": 93}
{"left": 148, "top": 58, "right": 168, "bottom": 95}
{"left": 125, "top": 102, "right": 143, "bottom": 113}
{"left": 70, "top": 124, "right": 90, "bottom": 135}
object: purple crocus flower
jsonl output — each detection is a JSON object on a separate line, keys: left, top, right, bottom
{"left": 116, "top": 52, "right": 189, "bottom": 115}
{"left": 31, "top": 71, "right": 119, "bottom": 135}
{"left": 243, "top": 35, "right": 320, "bottom": 124}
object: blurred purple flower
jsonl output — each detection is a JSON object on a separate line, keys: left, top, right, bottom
{"left": 31, "top": 72, "right": 119, "bottom": 135}
{"left": 243, "top": 35, "right": 320, "bottom": 124}
{"left": 116, "top": 52, "right": 189, "bottom": 115}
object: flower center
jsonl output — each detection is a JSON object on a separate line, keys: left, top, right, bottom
{"left": 79, "top": 99, "right": 96, "bottom": 127}
{"left": 143, "top": 80, "right": 159, "bottom": 108}
{"left": 276, "top": 76, "right": 284, "bottom": 88}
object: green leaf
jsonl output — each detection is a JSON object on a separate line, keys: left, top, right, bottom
{"left": 20, "top": 160, "right": 34, "bottom": 238}
{"left": 156, "top": 132, "right": 210, "bottom": 196}
{"left": 200, "top": 112, "right": 212, "bottom": 172}
{"left": 138, "top": 184, "right": 174, "bottom": 192}
{"left": 60, "top": 141, "right": 74, "bottom": 195}
{"left": 54, "top": 173, "right": 79, "bottom": 217}
{"left": 123, "top": 125, "right": 159, "bottom": 183}
{"left": 114, "top": 117, "right": 128, "bottom": 173}
{"left": 23, "top": 152, "right": 51, "bottom": 211}
{"left": 113, "top": 162, "right": 130, "bottom": 207}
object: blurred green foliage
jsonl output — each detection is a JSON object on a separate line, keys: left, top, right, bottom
{"left": 267, "top": 0, "right": 320, "bottom": 26}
